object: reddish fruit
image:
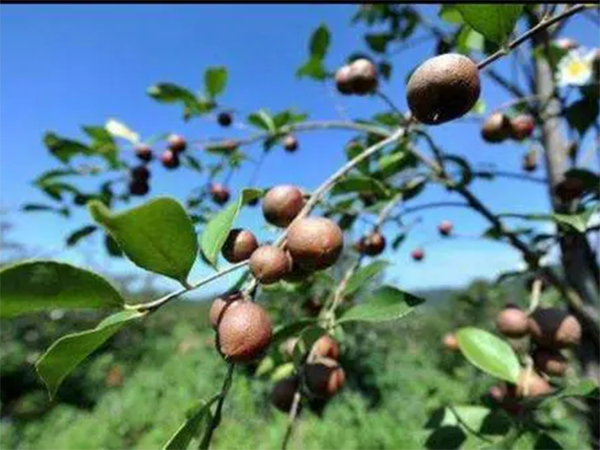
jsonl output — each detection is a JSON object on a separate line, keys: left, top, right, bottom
{"left": 516, "top": 370, "right": 553, "bottom": 398}
{"left": 406, "top": 53, "right": 481, "bottom": 125}
{"left": 210, "top": 183, "right": 230, "bottom": 205}
{"left": 528, "top": 308, "right": 582, "bottom": 349}
{"left": 442, "top": 333, "right": 459, "bottom": 351}
{"left": 510, "top": 115, "right": 535, "bottom": 141}
{"left": 249, "top": 246, "right": 291, "bottom": 285}
{"left": 271, "top": 376, "right": 299, "bottom": 413}
{"left": 168, "top": 134, "right": 187, "bottom": 153}
{"left": 262, "top": 185, "right": 305, "bottom": 228}
{"left": 533, "top": 348, "right": 568, "bottom": 377}
{"left": 312, "top": 335, "right": 341, "bottom": 360}
{"left": 209, "top": 291, "right": 244, "bottom": 329}
{"left": 335, "top": 65, "right": 354, "bottom": 95}
{"left": 348, "top": 58, "right": 378, "bottom": 95}
{"left": 304, "top": 357, "right": 346, "bottom": 398}
{"left": 286, "top": 217, "right": 344, "bottom": 271}
{"left": 356, "top": 232, "right": 386, "bottom": 256}
{"left": 283, "top": 135, "right": 299, "bottom": 153}
{"left": 130, "top": 165, "right": 150, "bottom": 182}
{"left": 222, "top": 229, "right": 259, "bottom": 263}
{"left": 160, "top": 150, "right": 180, "bottom": 169}
{"left": 481, "top": 113, "right": 512, "bottom": 143}
{"left": 217, "top": 112, "right": 233, "bottom": 127}
{"left": 495, "top": 306, "right": 529, "bottom": 339}
{"left": 135, "top": 144, "right": 153, "bottom": 162}
{"left": 128, "top": 180, "right": 149, "bottom": 196}
{"left": 216, "top": 300, "right": 272, "bottom": 363}
{"left": 411, "top": 248, "right": 424, "bottom": 262}
{"left": 438, "top": 220, "right": 453, "bottom": 237}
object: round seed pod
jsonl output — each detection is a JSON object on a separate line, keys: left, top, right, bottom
{"left": 515, "top": 370, "right": 553, "bottom": 398}
{"left": 216, "top": 300, "right": 272, "bottom": 363}
{"left": 222, "top": 229, "right": 259, "bottom": 263}
{"left": 262, "top": 185, "right": 305, "bottom": 228}
{"left": 304, "top": 357, "right": 346, "bottom": 398}
{"left": 438, "top": 220, "right": 453, "bottom": 237}
{"left": 128, "top": 180, "right": 149, "bottom": 196}
{"left": 348, "top": 58, "right": 378, "bottom": 95}
{"left": 135, "top": 144, "right": 153, "bottom": 162}
{"left": 130, "top": 165, "right": 150, "bottom": 182}
{"left": 528, "top": 308, "right": 582, "bottom": 348}
{"left": 495, "top": 306, "right": 530, "bottom": 339}
{"left": 311, "top": 335, "right": 341, "bottom": 360}
{"left": 217, "top": 112, "right": 233, "bottom": 127}
{"left": 249, "top": 245, "right": 291, "bottom": 284}
{"left": 554, "top": 176, "right": 585, "bottom": 202}
{"left": 209, "top": 291, "right": 244, "bottom": 329}
{"left": 533, "top": 348, "right": 568, "bottom": 377}
{"left": 442, "top": 333, "right": 459, "bottom": 351}
{"left": 357, "top": 232, "right": 386, "bottom": 256}
{"left": 510, "top": 115, "right": 535, "bottom": 141}
{"left": 335, "top": 65, "right": 354, "bottom": 95}
{"left": 168, "top": 134, "right": 187, "bottom": 153}
{"left": 160, "top": 150, "right": 180, "bottom": 169}
{"left": 271, "top": 376, "right": 300, "bottom": 413}
{"left": 481, "top": 113, "right": 512, "bottom": 143}
{"left": 406, "top": 53, "right": 481, "bottom": 125}
{"left": 210, "top": 183, "right": 230, "bottom": 205}
{"left": 411, "top": 248, "right": 425, "bottom": 262}
{"left": 522, "top": 151, "right": 538, "bottom": 172}
{"left": 283, "top": 135, "right": 299, "bottom": 153}
{"left": 286, "top": 217, "right": 344, "bottom": 271}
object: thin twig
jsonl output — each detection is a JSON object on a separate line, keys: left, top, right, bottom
{"left": 199, "top": 363, "right": 235, "bottom": 450}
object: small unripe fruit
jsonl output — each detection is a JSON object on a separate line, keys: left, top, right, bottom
{"left": 216, "top": 300, "right": 272, "bottom": 363}
{"left": 210, "top": 291, "right": 244, "bottom": 329}
{"left": 522, "top": 151, "right": 538, "bottom": 172}
{"left": 516, "top": 370, "right": 553, "bottom": 398}
{"left": 135, "top": 144, "right": 153, "bottom": 162}
{"left": 130, "top": 165, "right": 150, "bottom": 182}
{"left": 271, "top": 376, "right": 299, "bottom": 413}
{"left": 411, "top": 248, "right": 424, "bottom": 262}
{"left": 438, "top": 220, "right": 453, "bottom": 237}
{"left": 217, "top": 111, "right": 233, "bottom": 127}
{"left": 533, "top": 349, "right": 568, "bottom": 377}
{"left": 283, "top": 135, "right": 299, "bottom": 153}
{"left": 262, "top": 185, "right": 305, "bottom": 228}
{"left": 312, "top": 335, "right": 341, "bottom": 360}
{"left": 222, "top": 229, "right": 259, "bottom": 263}
{"left": 210, "top": 183, "right": 230, "bottom": 205}
{"left": 160, "top": 150, "right": 180, "bottom": 169}
{"left": 249, "top": 246, "right": 291, "bottom": 284}
{"left": 128, "top": 180, "right": 149, "bottom": 196}
{"left": 510, "top": 115, "right": 535, "bottom": 141}
{"left": 495, "top": 306, "right": 529, "bottom": 338}
{"left": 335, "top": 65, "right": 354, "bottom": 95}
{"left": 442, "top": 333, "right": 459, "bottom": 351}
{"left": 304, "top": 357, "right": 345, "bottom": 398}
{"left": 481, "top": 113, "right": 512, "bottom": 143}
{"left": 406, "top": 53, "right": 480, "bottom": 125}
{"left": 168, "top": 134, "right": 187, "bottom": 153}
{"left": 349, "top": 58, "right": 378, "bottom": 95}
{"left": 356, "top": 232, "right": 386, "bottom": 256}
{"left": 286, "top": 217, "right": 344, "bottom": 271}
{"left": 528, "top": 308, "right": 582, "bottom": 348}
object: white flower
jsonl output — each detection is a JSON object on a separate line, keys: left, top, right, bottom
{"left": 556, "top": 48, "right": 594, "bottom": 87}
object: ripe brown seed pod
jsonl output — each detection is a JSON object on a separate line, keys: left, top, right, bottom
{"left": 271, "top": 376, "right": 299, "bottom": 413}
{"left": 304, "top": 357, "right": 346, "bottom": 398}
{"left": 160, "top": 150, "right": 180, "bottom": 169}
{"left": 249, "top": 245, "right": 291, "bottom": 284}
{"left": 168, "top": 134, "right": 187, "bottom": 153}
{"left": 356, "top": 232, "right": 386, "bottom": 256}
{"left": 130, "top": 165, "right": 150, "bottom": 182}
{"left": 510, "top": 115, "right": 535, "bottom": 141}
{"left": 262, "top": 185, "right": 305, "bottom": 228}
{"left": 533, "top": 348, "right": 568, "bottom": 377}
{"left": 222, "top": 228, "right": 259, "bottom": 263}
{"left": 210, "top": 183, "right": 230, "bottom": 205}
{"left": 442, "top": 333, "right": 459, "bottom": 351}
{"left": 311, "top": 334, "right": 341, "bottom": 360}
{"left": 481, "top": 113, "right": 512, "bottom": 143}
{"left": 522, "top": 151, "right": 538, "bottom": 172}
{"left": 216, "top": 299, "right": 272, "bottom": 363}
{"left": 135, "top": 144, "right": 153, "bottom": 162}
{"left": 438, "top": 220, "right": 453, "bottom": 237}
{"left": 411, "top": 248, "right": 425, "bottom": 262}
{"left": 348, "top": 58, "right": 378, "bottom": 95}
{"left": 528, "top": 308, "right": 582, "bottom": 348}
{"left": 406, "top": 53, "right": 481, "bottom": 125}
{"left": 209, "top": 291, "right": 244, "bottom": 329}
{"left": 495, "top": 306, "right": 529, "bottom": 339}
{"left": 283, "top": 134, "right": 299, "bottom": 153}
{"left": 128, "top": 180, "right": 149, "bottom": 196}
{"left": 515, "top": 370, "right": 553, "bottom": 398}
{"left": 286, "top": 217, "right": 344, "bottom": 271}
{"left": 217, "top": 111, "right": 233, "bottom": 127}
{"left": 335, "top": 65, "right": 354, "bottom": 95}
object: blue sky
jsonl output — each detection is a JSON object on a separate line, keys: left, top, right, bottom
{"left": 1, "top": 5, "right": 598, "bottom": 297}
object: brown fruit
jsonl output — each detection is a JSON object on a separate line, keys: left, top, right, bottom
{"left": 160, "top": 150, "right": 180, "bottom": 169}
{"left": 210, "top": 183, "right": 230, "bottom": 205}
{"left": 510, "top": 115, "right": 535, "bottom": 141}
{"left": 249, "top": 246, "right": 291, "bottom": 284}
{"left": 554, "top": 176, "right": 585, "bottom": 202}
{"left": 135, "top": 144, "right": 153, "bottom": 162}
{"left": 283, "top": 134, "right": 299, "bottom": 153}
{"left": 522, "top": 151, "right": 538, "bottom": 172}
{"left": 216, "top": 300, "right": 272, "bottom": 363}
{"left": 262, "top": 185, "right": 305, "bottom": 228}
{"left": 495, "top": 306, "right": 529, "bottom": 339}
{"left": 442, "top": 333, "right": 459, "bottom": 351}
{"left": 349, "top": 58, "right": 378, "bottom": 95}
{"left": 128, "top": 180, "right": 149, "bottom": 196}
{"left": 286, "top": 217, "right": 344, "bottom": 271}
{"left": 312, "top": 335, "right": 341, "bottom": 360}
{"left": 209, "top": 291, "right": 244, "bottom": 329}
{"left": 533, "top": 349, "right": 568, "bottom": 377}
{"left": 217, "top": 111, "right": 233, "bottom": 127}
{"left": 221, "top": 229, "right": 258, "bottom": 263}
{"left": 335, "top": 65, "right": 354, "bottom": 95}
{"left": 304, "top": 357, "right": 345, "bottom": 398}
{"left": 411, "top": 248, "right": 424, "bottom": 262}
{"left": 356, "top": 232, "right": 386, "bottom": 256}
{"left": 271, "top": 376, "right": 299, "bottom": 413}
{"left": 516, "top": 370, "right": 553, "bottom": 398}
{"left": 406, "top": 53, "right": 480, "bottom": 125}
{"left": 438, "top": 220, "right": 453, "bottom": 237}
{"left": 481, "top": 113, "right": 512, "bottom": 143}
{"left": 130, "top": 165, "right": 150, "bottom": 182}
{"left": 528, "top": 308, "right": 582, "bottom": 348}
{"left": 168, "top": 134, "right": 187, "bottom": 153}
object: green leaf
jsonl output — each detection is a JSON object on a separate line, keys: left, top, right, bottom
{"left": 553, "top": 207, "right": 596, "bottom": 233}
{"left": 36, "top": 310, "right": 144, "bottom": 398}
{"left": 343, "top": 260, "right": 389, "bottom": 296}
{"left": 456, "top": 26, "right": 485, "bottom": 53}
{"left": 271, "top": 319, "right": 317, "bottom": 347}
{"left": 456, "top": 5, "right": 523, "bottom": 44}
{"left": 534, "top": 434, "right": 563, "bottom": 450}
{"left": 565, "top": 97, "right": 599, "bottom": 137}
{"left": 147, "top": 83, "right": 212, "bottom": 119}
{"left": 439, "top": 5, "right": 464, "bottom": 24}
{"left": 554, "top": 379, "right": 599, "bottom": 400}
{"left": 425, "top": 406, "right": 510, "bottom": 436}
{"left": 204, "top": 66, "right": 228, "bottom": 99}
{"left": 105, "top": 118, "right": 140, "bottom": 144}
{"left": 456, "top": 327, "right": 520, "bottom": 383}
{"left": 247, "top": 109, "right": 277, "bottom": 133}
{"left": 0, "top": 261, "right": 124, "bottom": 318}
{"left": 43, "top": 132, "right": 93, "bottom": 164}
{"left": 309, "top": 24, "right": 330, "bottom": 59}
{"left": 339, "top": 285, "right": 424, "bottom": 323}
{"left": 331, "top": 175, "right": 390, "bottom": 198}
{"left": 376, "top": 149, "right": 416, "bottom": 179}
{"left": 89, "top": 197, "right": 198, "bottom": 284}
{"left": 365, "top": 33, "right": 393, "bottom": 54}
{"left": 66, "top": 225, "right": 98, "bottom": 247}
{"left": 163, "top": 394, "right": 220, "bottom": 450}
{"left": 34, "top": 169, "right": 78, "bottom": 186}
{"left": 296, "top": 56, "right": 328, "bottom": 81}
{"left": 200, "top": 189, "right": 262, "bottom": 267}
{"left": 22, "top": 203, "right": 69, "bottom": 217}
